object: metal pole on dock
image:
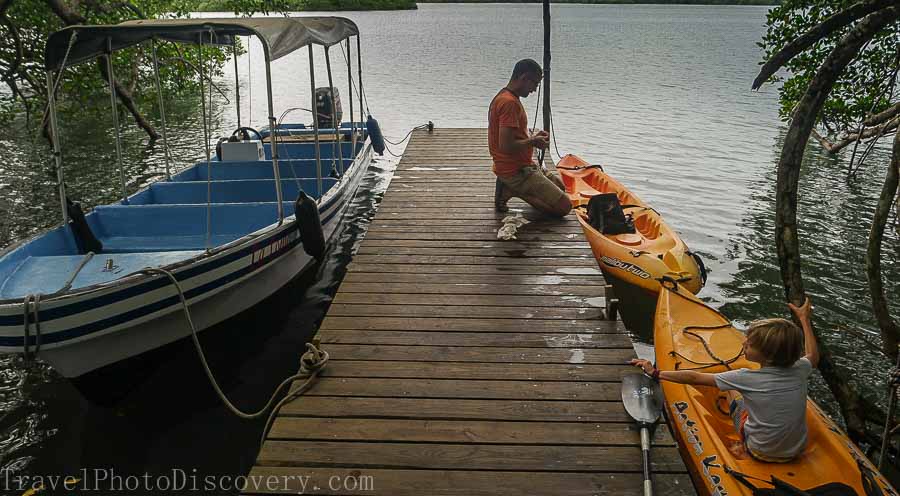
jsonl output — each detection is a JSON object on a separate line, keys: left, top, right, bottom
{"left": 542, "top": 0, "right": 551, "bottom": 136}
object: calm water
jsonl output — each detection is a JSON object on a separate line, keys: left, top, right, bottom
{"left": 0, "top": 3, "right": 897, "bottom": 491}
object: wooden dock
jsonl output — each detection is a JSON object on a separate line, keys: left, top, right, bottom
{"left": 244, "top": 128, "right": 695, "bottom": 495}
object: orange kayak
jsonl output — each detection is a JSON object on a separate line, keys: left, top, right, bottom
{"left": 654, "top": 280, "right": 896, "bottom": 496}
{"left": 557, "top": 154, "right": 705, "bottom": 297}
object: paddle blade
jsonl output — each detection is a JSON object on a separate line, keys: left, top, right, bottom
{"left": 622, "top": 373, "right": 663, "bottom": 424}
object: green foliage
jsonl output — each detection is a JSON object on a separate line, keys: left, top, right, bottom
{"left": 759, "top": 0, "right": 900, "bottom": 136}
{"left": 0, "top": 0, "right": 259, "bottom": 122}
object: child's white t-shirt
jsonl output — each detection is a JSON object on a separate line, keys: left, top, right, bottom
{"left": 714, "top": 357, "right": 813, "bottom": 458}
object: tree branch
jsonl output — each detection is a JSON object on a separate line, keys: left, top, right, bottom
{"left": 774, "top": 5, "right": 900, "bottom": 442}
{"left": 867, "top": 128, "right": 900, "bottom": 360}
{"left": 753, "top": 0, "right": 900, "bottom": 90}
{"left": 45, "top": 0, "right": 159, "bottom": 140}
{"left": 866, "top": 102, "right": 900, "bottom": 127}
{"left": 813, "top": 116, "right": 900, "bottom": 154}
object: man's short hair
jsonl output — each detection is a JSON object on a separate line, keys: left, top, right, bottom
{"left": 511, "top": 59, "right": 542, "bottom": 80}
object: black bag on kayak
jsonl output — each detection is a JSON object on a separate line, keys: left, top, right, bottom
{"left": 587, "top": 193, "right": 635, "bottom": 235}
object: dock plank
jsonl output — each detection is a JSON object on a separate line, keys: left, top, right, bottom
{"left": 245, "top": 128, "right": 695, "bottom": 496}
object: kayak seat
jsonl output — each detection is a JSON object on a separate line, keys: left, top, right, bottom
{"left": 634, "top": 215, "right": 662, "bottom": 240}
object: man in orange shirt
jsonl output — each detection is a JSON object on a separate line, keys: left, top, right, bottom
{"left": 488, "top": 59, "right": 570, "bottom": 217}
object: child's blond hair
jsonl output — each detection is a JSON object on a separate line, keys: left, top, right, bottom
{"left": 746, "top": 318, "right": 804, "bottom": 367}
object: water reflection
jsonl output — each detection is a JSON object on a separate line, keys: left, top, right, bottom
{"left": 720, "top": 129, "right": 899, "bottom": 414}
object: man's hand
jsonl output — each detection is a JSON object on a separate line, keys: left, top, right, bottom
{"left": 528, "top": 130, "right": 550, "bottom": 150}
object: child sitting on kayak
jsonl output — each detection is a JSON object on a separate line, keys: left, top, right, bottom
{"left": 631, "top": 298, "right": 818, "bottom": 462}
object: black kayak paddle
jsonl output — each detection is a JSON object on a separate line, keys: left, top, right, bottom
{"left": 622, "top": 371, "right": 663, "bottom": 496}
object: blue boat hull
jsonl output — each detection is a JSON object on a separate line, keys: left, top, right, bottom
{"left": 0, "top": 135, "right": 372, "bottom": 377}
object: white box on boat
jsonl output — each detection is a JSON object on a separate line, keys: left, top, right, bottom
{"left": 220, "top": 140, "right": 264, "bottom": 161}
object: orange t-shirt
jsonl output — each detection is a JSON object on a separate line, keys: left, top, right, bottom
{"left": 488, "top": 88, "right": 533, "bottom": 177}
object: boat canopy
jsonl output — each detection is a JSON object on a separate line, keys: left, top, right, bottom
{"left": 44, "top": 17, "right": 360, "bottom": 71}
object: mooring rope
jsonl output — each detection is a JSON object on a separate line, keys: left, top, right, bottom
{"left": 139, "top": 268, "right": 328, "bottom": 427}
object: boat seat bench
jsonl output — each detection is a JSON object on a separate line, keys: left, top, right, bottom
{"left": 86, "top": 202, "right": 297, "bottom": 253}
{"left": 171, "top": 160, "right": 353, "bottom": 181}
{"left": 128, "top": 178, "right": 337, "bottom": 205}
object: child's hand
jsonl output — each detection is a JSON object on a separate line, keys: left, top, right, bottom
{"left": 630, "top": 358, "right": 655, "bottom": 376}
{"left": 788, "top": 297, "right": 812, "bottom": 322}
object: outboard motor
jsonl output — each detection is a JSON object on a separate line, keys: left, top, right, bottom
{"left": 587, "top": 193, "right": 635, "bottom": 235}
{"left": 315, "top": 87, "right": 342, "bottom": 129}
{"left": 366, "top": 115, "right": 385, "bottom": 156}
{"left": 294, "top": 191, "right": 325, "bottom": 260}
{"left": 66, "top": 198, "right": 102, "bottom": 254}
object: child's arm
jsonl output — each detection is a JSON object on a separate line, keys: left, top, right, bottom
{"left": 789, "top": 297, "right": 819, "bottom": 368}
{"left": 630, "top": 359, "right": 718, "bottom": 387}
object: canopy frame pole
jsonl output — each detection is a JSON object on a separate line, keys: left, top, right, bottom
{"left": 150, "top": 39, "right": 172, "bottom": 180}
{"left": 324, "top": 46, "right": 344, "bottom": 176}
{"left": 232, "top": 37, "right": 241, "bottom": 128}
{"left": 347, "top": 40, "right": 355, "bottom": 155}
{"left": 356, "top": 36, "right": 364, "bottom": 117}
{"left": 46, "top": 69, "right": 68, "bottom": 225}
{"left": 262, "top": 38, "right": 285, "bottom": 224}
{"left": 105, "top": 40, "right": 128, "bottom": 204}
{"left": 309, "top": 44, "right": 322, "bottom": 198}
{"left": 198, "top": 35, "right": 214, "bottom": 251}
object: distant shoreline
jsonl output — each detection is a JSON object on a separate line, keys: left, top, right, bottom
{"left": 195, "top": 0, "right": 777, "bottom": 10}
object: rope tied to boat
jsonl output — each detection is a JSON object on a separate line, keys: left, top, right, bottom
{"left": 138, "top": 267, "right": 328, "bottom": 452}
{"left": 20, "top": 251, "right": 94, "bottom": 361}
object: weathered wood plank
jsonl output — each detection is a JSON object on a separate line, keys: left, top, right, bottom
{"left": 326, "top": 304, "right": 604, "bottom": 320}
{"left": 319, "top": 316, "right": 623, "bottom": 332}
{"left": 356, "top": 246, "right": 592, "bottom": 258}
{"left": 302, "top": 377, "right": 623, "bottom": 401}
{"left": 318, "top": 330, "right": 632, "bottom": 347}
{"left": 256, "top": 441, "right": 686, "bottom": 472}
{"left": 331, "top": 293, "right": 604, "bottom": 309}
{"left": 359, "top": 239, "right": 589, "bottom": 248}
{"left": 267, "top": 418, "right": 675, "bottom": 445}
{"left": 318, "top": 361, "right": 631, "bottom": 381}
{"left": 243, "top": 468, "right": 696, "bottom": 496}
{"left": 321, "top": 344, "right": 632, "bottom": 364}
{"left": 342, "top": 272, "right": 605, "bottom": 286}
{"left": 345, "top": 262, "right": 601, "bottom": 276}
{"left": 350, "top": 255, "right": 598, "bottom": 266}
{"left": 337, "top": 282, "right": 602, "bottom": 296}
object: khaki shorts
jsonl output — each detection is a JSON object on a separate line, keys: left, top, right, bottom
{"left": 498, "top": 165, "right": 568, "bottom": 207}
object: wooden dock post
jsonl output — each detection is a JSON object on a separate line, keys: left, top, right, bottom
{"left": 243, "top": 128, "right": 695, "bottom": 495}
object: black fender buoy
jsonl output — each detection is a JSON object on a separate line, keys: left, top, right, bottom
{"left": 294, "top": 191, "right": 325, "bottom": 260}
{"left": 66, "top": 198, "right": 102, "bottom": 254}
{"left": 366, "top": 115, "right": 385, "bottom": 156}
